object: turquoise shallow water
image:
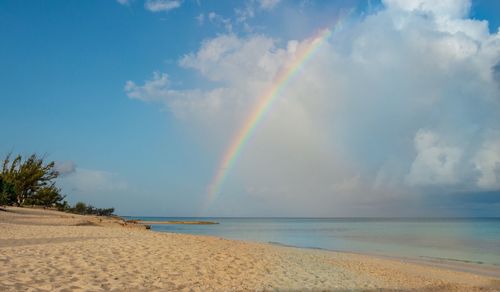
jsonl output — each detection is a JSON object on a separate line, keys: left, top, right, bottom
{"left": 125, "top": 217, "right": 500, "bottom": 266}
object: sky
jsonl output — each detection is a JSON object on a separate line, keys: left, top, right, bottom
{"left": 1, "top": 0, "right": 499, "bottom": 217}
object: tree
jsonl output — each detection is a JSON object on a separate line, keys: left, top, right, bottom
{"left": 1, "top": 153, "right": 59, "bottom": 206}
{"left": 73, "top": 202, "right": 87, "bottom": 214}
{"left": 96, "top": 207, "right": 114, "bottom": 216}
{"left": 0, "top": 171, "right": 16, "bottom": 206}
{"left": 57, "top": 200, "right": 70, "bottom": 212}
{"left": 85, "top": 204, "right": 96, "bottom": 215}
{"left": 0, "top": 175, "right": 4, "bottom": 205}
{"left": 27, "top": 184, "right": 66, "bottom": 207}
{"left": 1, "top": 153, "right": 116, "bottom": 216}
{"left": 69, "top": 201, "right": 114, "bottom": 216}
{"left": 0, "top": 176, "right": 6, "bottom": 206}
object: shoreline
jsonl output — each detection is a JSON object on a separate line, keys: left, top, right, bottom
{"left": 334, "top": 249, "right": 500, "bottom": 279}
{"left": 264, "top": 240, "right": 500, "bottom": 279}
{"left": 2, "top": 207, "right": 500, "bottom": 291}
{"left": 137, "top": 214, "right": 500, "bottom": 279}
{"left": 142, "top": 218, "right": 500, "bottom": 279}
{"left": 5, "top": 206, "right": 500, "bottom": 278}
{"left": 140, "top": 220, "right": 500, "bottom": 280}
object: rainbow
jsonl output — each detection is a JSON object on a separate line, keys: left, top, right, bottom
{"left": 204, "top": 14, "right": 351, "bottom": 211}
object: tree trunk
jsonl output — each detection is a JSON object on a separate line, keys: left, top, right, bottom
{"left": 16, "top": 194, "right": 24, "bottom": 206}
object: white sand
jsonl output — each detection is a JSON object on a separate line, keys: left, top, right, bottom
{"left": 1, "top": 207, "right": 499, "bottom": 291}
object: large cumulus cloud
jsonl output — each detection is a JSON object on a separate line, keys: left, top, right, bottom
{"left": 126, "top": 0, "right": 500, "bottom": 216}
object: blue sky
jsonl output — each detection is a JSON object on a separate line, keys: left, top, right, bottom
{"left": 1, "top": 0, "right": 499, "bottom": 216}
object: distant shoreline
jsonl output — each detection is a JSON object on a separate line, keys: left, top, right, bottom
{"left": 132, "top": 220, "right": 219, "bottom": 225}
{"left": 122, "top": 216, "right": 500, "bottom": 220}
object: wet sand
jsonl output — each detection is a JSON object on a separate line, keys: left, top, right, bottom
{"left": 1, "top": 207, "right": 499, "bottom": 291}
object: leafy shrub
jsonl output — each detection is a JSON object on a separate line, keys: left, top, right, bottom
{"left": 70, "top": 201, "right": 114, "bottom": 216}
{"left": 0, "top": 153, "right": 115, "bottom": 216}
{"left": 1, "top": 153, "right": 60, "bottom": 206}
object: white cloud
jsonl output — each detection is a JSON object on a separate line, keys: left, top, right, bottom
{"left": 406, "top": 130, "right": 463, "bottom": 186}
{"left": 125, "top": 72, "right": 171, "bottom": 102}
{"left": 196, "top": 13, "right": 204, "bottom": 25}
{"left": 473, "top": 131, "right": 500, "bottom": 190}
{"left": 235, "top": 6, "right": 255, "bottom": 23}
{"left": 116, "top": 0, "right": 131, "bottom": 6}
{"left": 54, "top": 161, "right": 76, "bottom": 176}
{"left": 206, "top": 12, "right": 233, "bottom": 32}
{"left": 126, "top": 0, "right": 500, "bottom": 215}
{"left": 179, "top": 34, "right": 286, "bottom": 84}
{"left": 258, "top": 0, "right": 280, "bottom": 10}
{"left": 200, "top": 1, "right": 278, "bottom": 33}
{"left": 383, "top": 0, "right": 471, "bottom": 19}
{"left": 59, "top": 168, "right": 128, "bottom": 194}
{"left": 144, "top": 0, "right": 182, "bottom": 12}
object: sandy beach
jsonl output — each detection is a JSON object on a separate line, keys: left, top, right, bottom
{"left": 1, "top": 207, "right": 499, "bottom": 291}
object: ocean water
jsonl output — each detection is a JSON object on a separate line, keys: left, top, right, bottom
{"left": 126, "top": 217, "right": 500, "bottom": 266}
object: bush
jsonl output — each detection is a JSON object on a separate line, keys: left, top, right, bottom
{"left": 96, "top": 208, "right": 114, "bottom": 216}
{"left": 73, "top": 202, "right": 87, "bottom": 214}
{"left": 24, "top": 184, "right": 66, "bottom": 207}
{"left": 1, "top": 153, "right": 60, "bottom": 206}
{"left": 56, "top": 200, "right": 71, "bottom": 212}
{"left": 0, "top": 153, "right": 115, "bottom": 217}
{"left": 70, "top": 201, "right": 114, "bottom": 216}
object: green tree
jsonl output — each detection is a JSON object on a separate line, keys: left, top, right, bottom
{"left": 0, "top": 171, "right": 16, "bottom": 206}
{"left": 85, "top": 204, "right": 96, "bottom": 215}
{"left": 0, "top": 176, "right": 6, "bottom": 205}
{"left": 73, "top": 202, "right": 87, "bottom": 214}
{"left": 57, "top": 200, "right": 70, "bottom": 212}
{"left": 27, "top": 184, "right": 66, "bottom": 207}
{"left": 69, "top": 201, "right": 114, "bottom": 216}
{"left": 96, "top": 207, "right": 114, "bottom": 216}
{"left": 1, "top": 153, "right": 60, "bottom": 206}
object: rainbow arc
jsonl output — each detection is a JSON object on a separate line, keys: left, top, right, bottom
{"left": 204, "top": 13, "right": 351, "bottom": 211}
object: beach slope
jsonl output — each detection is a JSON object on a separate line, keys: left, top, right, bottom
{"left": 1, "top": 207, "right": 499, "bottom": 291}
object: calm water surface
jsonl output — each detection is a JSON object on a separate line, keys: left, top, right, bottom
{"left": 126, "top": 217, "right": 500, "bottom": 266}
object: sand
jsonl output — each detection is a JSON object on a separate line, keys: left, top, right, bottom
{"left": 1, "top": 207, "right": 499, "bottom": 291}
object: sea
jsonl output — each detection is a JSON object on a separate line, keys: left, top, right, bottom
{"left": 125, "top": 217, "right": 500, "bottom": 267}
